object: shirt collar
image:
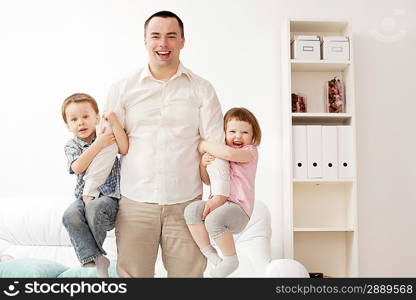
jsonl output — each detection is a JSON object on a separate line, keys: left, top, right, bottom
{"left": 74, "top": 136, "right": 95, "bottom": 147}
{"left": 139, "top": 62, "right": 192, "bottom": 83}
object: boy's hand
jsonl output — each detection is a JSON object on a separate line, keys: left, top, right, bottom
{"left": 103, "top": 112, "right": 118, "bottom": 125}
{"left": 95, "top": 128, "right": 116, "bottom": 149}
{"left": 202, "top": 195, "right": 227, "bottom": 220}
{"left": 83, "top": 196, "right": 93, "bottom": 206}
{"left": 201, "top": 153, "right": 215, "bottom": 168}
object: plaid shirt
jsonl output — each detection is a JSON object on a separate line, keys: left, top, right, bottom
{"left": 64, "top": 136, "right": 121, "bottom": 201}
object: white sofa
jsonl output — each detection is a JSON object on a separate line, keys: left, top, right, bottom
{"left": 0, "top": 196, "right": 308, "bottom": 277}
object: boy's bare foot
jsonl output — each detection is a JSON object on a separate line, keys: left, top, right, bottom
{"left": 82, "top": 261, "right": 96, "bottom": 268}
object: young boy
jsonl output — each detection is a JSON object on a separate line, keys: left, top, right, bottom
{"left": 61, "top": 93, "right": 128, "bottom": 277}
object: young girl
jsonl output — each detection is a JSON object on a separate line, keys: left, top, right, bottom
{"left": 184, "top": 107, "right": 261, "bottom": 277}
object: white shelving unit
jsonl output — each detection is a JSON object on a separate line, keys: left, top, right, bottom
{"left": 281, "top": 19, "right": 358, "bottom": 277}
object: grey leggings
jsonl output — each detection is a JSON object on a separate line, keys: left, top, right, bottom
{"left": 184, "top": 200, "right": 249, "bottom": 239}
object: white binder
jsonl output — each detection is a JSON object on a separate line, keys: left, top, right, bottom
{"left": 322, "top": 126, "right": 338, "bottom": 179}
{"left": 338, "top": 126, "right": 353, "bottom": 178}
{"left": 292, "top": 126, "right": 307, "bottom": 179}
{"left": 307, "top": 125, "right": 323, "bottom": 178}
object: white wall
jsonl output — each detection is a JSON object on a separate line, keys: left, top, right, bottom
{"left": 0, "top": 0, "right": 415, "bottom": 276}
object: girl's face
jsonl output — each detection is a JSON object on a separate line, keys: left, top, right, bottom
{"left": 225, "top": 119, "right": 253, "bottom": 148}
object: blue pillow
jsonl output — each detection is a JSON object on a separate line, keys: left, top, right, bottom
{"left": 0, "top": 258, "right": 69, "bottom": 278}
{"left": 58, "top": 262, "right": 118, "bottom": 278}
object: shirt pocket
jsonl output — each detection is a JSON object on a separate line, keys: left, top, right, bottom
{"left": 165, "top": 98, "right": 200, "bottom": 139}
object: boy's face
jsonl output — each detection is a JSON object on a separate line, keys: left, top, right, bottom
{"left": 65, "top": 102, "right": 99, "bottom": 143}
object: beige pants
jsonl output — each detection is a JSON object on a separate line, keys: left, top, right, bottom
{"left": 115, "top": 196, "right": 207, "bottom": 278}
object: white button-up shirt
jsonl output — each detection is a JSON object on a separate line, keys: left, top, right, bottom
{"left": 83, "top": 63, "right": 229, "bottom": 204}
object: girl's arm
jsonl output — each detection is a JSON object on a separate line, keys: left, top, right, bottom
{"left": 104, "top": 112, "right": 129, "bottom": 155}
{"left": 199, "top": 140, "right": 254, "bottom": 163}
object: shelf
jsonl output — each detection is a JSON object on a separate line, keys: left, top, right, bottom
{"left": 293, "top": 179, "right": 354, "bottom": 184}
{"left": 294, "top": 227, "right": 354, "bottom": 232}
{"left": 291, "top": 60, "right": 351, "bottom": 72}
{"left": 294, "top": 231, "right": 355, "bottom": 277}
{"left": 292, "top": 113, "right": 351, "bottom": 123}
{"left": 283, "top": 18, "right": 358, "bottom": 277}
{"left": 290, "top": 20, "right": 349, "bottom": 33}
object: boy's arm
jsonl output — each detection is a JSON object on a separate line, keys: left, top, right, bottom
{"left": 71, "top": 130, "right": 116, "bottom": 174}
{"left": 82, "top": 83, "right": 124, "bottom": 198}
{"left": 104, "top": 112, "right": 129, "bottom": 155}
{"left": 199, "top": 140, "right": 254, "bottom": 163}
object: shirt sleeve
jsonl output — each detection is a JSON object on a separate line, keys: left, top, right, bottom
{"left": 198, "top": 80, "right": 230, "bottom": 197}
{"left": 64, "top": 142, "right": 81, "bottom": 175}
{"left": 82, "top": 83, "right": 124, "bottom": 197}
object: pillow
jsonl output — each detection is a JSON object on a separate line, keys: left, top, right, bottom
{"left": 0, "top": 258, "right": 69, "bottom": 278}
{"left": 58, "top": 262, "right": 118, "bottom": 278}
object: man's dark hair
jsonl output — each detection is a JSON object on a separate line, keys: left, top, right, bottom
{"left": 144, "top": 11, "right": 184, "bottom": 38}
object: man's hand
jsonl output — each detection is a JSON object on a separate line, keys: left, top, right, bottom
{"left": 94, "top": 127, "right": 116, "bottom": 149}
{"left": 201, "top": 153, "right": 215, "bottom": 168}
{"left": 202, "top": 195, "right": 227, "bottom": 220}
{"left": 198, "top": 140, "right": 207, "bottom": 155}
{"left": 82, "top": 195, "right": 93, "bottom": 206}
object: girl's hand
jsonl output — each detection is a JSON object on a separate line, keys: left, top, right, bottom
{"left": 202, "top": 195, "right": 227, "bottom": 219}
{"left": 201, "top": 153, "right": 215, "bottom": 168}
{"left": 103, "top": 112, "right": 118, "bottom": 125}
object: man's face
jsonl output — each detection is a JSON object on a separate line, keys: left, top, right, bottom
{"left": 145, "top": 17, "right": 184, "bottom": 70}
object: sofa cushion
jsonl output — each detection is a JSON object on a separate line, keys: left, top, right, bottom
{"left": 0, "top": 258, "right": 69, "bottom": 278}
{"left": 57, "top": 262, "right": 118, "bottom": 278}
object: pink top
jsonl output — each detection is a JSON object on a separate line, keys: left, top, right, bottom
{"left": 228, "top": 145, "right": 258, "bottom": 217}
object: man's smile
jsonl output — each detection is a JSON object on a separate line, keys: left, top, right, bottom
{"left": 156, "top": 50, "right": 171, "bottom": 59}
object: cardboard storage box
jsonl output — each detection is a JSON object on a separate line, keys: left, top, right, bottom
{"left": 322, "top": 36, "right": 350, "bottom": 60}
{"left": 291, "top": 35, "right": 321, "bottom": 60}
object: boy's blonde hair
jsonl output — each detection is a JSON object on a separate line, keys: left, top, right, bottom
{"left": 224, "top": 107, "right": 262, "bottom": 146}
{"left": 61, "top": 93, "right": 99, "bottom": 123}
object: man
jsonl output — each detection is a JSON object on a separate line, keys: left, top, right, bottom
{"left": 82, "top": 11, "right": 229, "bottom": 277}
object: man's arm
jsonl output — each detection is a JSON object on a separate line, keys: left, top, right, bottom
{"left": 104, "top": 112, "right": 129, "bottom": 155}
{"left": 199, "top": 152, "right": 215, "bottom": 185}
{"left": 198, "top": 80, "right": 230, "bottom": 218}
{"left": 82, "top": 83, "right": 125, "bottom": 198}
{"left": 200, "top": 163, "right": 210, "bottom": 185}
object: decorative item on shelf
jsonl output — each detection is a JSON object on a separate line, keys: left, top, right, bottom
{"left": 292, "top": 93, "right": 307, "bottom": 113}
{"left": 326, "top": 77, "right": 345, "bottom": 113}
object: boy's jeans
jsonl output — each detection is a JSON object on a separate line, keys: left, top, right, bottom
{"left": 62, "top": 196, "right": 118, "bottom": 265}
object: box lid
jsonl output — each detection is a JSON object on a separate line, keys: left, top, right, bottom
{"left": 293, "top": 35, "right": 320, "bottom": 41}
{"left": 322, "top": 36, "right": 349, "bottom": 42}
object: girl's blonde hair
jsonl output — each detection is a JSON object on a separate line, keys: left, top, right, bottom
{"left": 224, "top": 107, "right": 261, "bottom": 146}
